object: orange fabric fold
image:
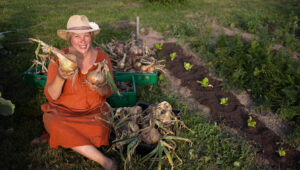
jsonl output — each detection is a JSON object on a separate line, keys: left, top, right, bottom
{"left": 41, "top": 48, "right": 113, "bottom": 149}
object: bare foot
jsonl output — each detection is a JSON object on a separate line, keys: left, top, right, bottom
{"left": 107, "top": 157, "right": 119, "bottom": 170}
{"left": 30, "top": 137, "right": 47, "bottom": 146}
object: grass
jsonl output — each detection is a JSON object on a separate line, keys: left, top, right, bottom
{"left": 0, "top": 0, "right": 299, "bottom": 169}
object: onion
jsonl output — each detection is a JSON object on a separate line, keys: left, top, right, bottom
{"left": 140, "top": 63, "right": 155, "bottom": 73}
{"left": 137, "top": 48, "right": 143, "bottom": 56}
{"left": 129, "top": 45, "right": 139, "bottom": 55}
{"left": 140, "top": 65, "right": 148, "bottom": 72}
{"left": 158, "top": 110, "right": 173, "bottom": 125}
{"left": 128, "top": 121, "right": 140, "bottom": 133}
{"left": 134, "top": 62, "right": 142, "bottom": 69}
{"left": 128, "top": 106, "right": 142, "bottom": 115}
{"left": 58, "top": 53, "right": 77, "bottom": 71}
{"left": 86, "top": 63, "right": 107, "bottom": 87}
{"left": 141, "top": 127, "right": 160, "bottom": 144}
{"left": 29, "top": 38, "right": 78, "bottom": 72}
{"left": 119, "top": 53, "right": 127, "bottom": 69}
{"left": 147, "top": 66, "right": 155, "bottom": 73}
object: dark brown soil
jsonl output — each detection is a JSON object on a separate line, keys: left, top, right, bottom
{"left": 159, "top": 42, "right": 300, "bottom": 169}
{"left": 116, "top": 81, "right": 133, "bottom": 92}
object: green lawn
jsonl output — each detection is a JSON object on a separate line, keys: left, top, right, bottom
{"left": 0, "top": 0, "right": 299, "bottom": 169}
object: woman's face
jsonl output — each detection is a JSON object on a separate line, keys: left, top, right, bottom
{"left": 70, "top": 32, "right": 92, "bottom": 55}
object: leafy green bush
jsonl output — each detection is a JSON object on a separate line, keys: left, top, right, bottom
{"left": 203, "top": 34, "right": 300, "bottom": 121}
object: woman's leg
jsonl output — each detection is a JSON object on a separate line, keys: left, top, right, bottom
{"left": 72, "top": 145, "right": 117, "bottom": 170}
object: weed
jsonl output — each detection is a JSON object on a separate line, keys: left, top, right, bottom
{"left": 169, "top": 22, "right": 199, "bottom": 39}
{"left": 277, "top": 147, "right": 286, "bottom": 157}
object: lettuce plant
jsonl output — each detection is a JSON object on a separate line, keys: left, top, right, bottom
{"left": 184, "top": 62, "right": 193, "bottom": 71}
{"left": 247, "top": 116, "right": 256, "bottom": 127}
{"left": 220, "top": 97, "right": 228, "bottom": 106}
{"left": 170, "top": 52, "right": 176, "bottom": 61}
{"left": 196, "top": 77, "right": 213, "bottom": 88}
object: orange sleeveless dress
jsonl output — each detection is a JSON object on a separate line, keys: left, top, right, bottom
{"left": 41, "top": 48, "right": 113, "bottom": 149}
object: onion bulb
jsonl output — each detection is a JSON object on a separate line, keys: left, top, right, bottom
{"left": 134, "top": 62, "right": 142, "bottom": 69}
{"left": 129, "top": 45, "right": 139, "bottom": 55}
{"left": 140, "top": 64, "right": 155, "bottom": 73}
{"left": 119, "top": 53, "right": 127, "bottom": 69}
{"left": 58, "top": 53, "right": 77, "bottom": 72}
{"left": 86, "top": 64, "right": 107, "bottom": 87}
{"left": 141, "top": 127, "right": 160, "bottom": 144}
{"left": 147, "top": 66, "right": 155, "bottom": 73}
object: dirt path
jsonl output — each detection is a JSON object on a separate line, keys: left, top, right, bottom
{"left": 139, "top": 27, "right": 300, "bottom": 169}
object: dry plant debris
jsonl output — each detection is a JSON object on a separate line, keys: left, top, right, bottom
{"left": 100, "top": 33, "right": 166, "bottom": 74}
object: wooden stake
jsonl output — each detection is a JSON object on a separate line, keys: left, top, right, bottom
{"left": 136, "top": 16, "right": 139, "bottom": 40}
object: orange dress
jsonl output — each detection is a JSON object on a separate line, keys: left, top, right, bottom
{"left": 41, "top": 48, "right": 113, "bottom": 149}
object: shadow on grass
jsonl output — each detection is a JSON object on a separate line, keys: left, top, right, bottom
{"left": 0, "top": 7, "right": 47, "bottom": 169}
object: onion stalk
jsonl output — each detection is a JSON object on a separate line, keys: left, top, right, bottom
{"left": 29, "top": 38, "right": 78, "bottom": 72}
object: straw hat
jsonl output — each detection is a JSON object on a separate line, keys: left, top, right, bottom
{"left": 57, "top": 15, "right": 100, "bottom": 40}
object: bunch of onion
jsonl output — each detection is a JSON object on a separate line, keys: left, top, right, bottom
{"left": 102, "top": 102, "right": 193, "bottom": 170}
{"left": 86, "top": 60, "right": 121, "bottom": 96}
{"left": 140, "top": 57, "right": 166, "bottom": 73}
{"left": 112, "top": 106, "right": 141, "bottom": 138}
{"left": 29, "top": 38, "right": 78, "bottom": 83}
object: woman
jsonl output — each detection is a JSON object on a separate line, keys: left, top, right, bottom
{"left": 41, "top": 15, "right": 118, "bottom": 170}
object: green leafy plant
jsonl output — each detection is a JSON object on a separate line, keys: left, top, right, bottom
{"left": 196, "top": 77, "right": 213, "bottom": 88}
{"left": 155, "top": 43, "right": 163, "bottom": 50}
{"left": 247, "top": 116, "right": 256, "bottom": 127}
{"left": 0, "top": 92, "right": 15, "bottom": 116}
{"left": 184, "top": 62, "right": 193, "bottom": 71}
{"left": 170, "top": 52, "right": 177, "bottom": 61}
{"left": 277, "top": 147, "right": 286, "bottom": 157}
{"left": 203, "top": 34, "right": 300, "bottom": 122}
{"left": 220, "top": 97, "right": 228, "bottom": 106}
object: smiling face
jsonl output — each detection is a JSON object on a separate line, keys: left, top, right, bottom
{"left": 70, "top": 32, "right": 92, "bottom": 55}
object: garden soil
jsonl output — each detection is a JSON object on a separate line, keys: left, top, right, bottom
{"left": 157, "top": 42, "right": 300, "bottom": 169}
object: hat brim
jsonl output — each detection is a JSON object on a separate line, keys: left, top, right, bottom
{"left": 57, "top": 29, "right": 100, "bottom": 40}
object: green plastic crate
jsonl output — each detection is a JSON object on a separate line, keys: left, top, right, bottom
{"left": 24, "top": 66, "right": 47, "bottom": 88}
{"left": 107, "top": 75, "right": 136, "bottom": 108}
{"left": 113, "top": 71, "right": 158, "bottom": 85}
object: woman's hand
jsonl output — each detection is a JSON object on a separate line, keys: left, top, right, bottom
{"left": 47, "top": 65, "right": 75, "bottom": 100}
{"left": 87, "top": 81, "right": 111, "bottom": 97}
